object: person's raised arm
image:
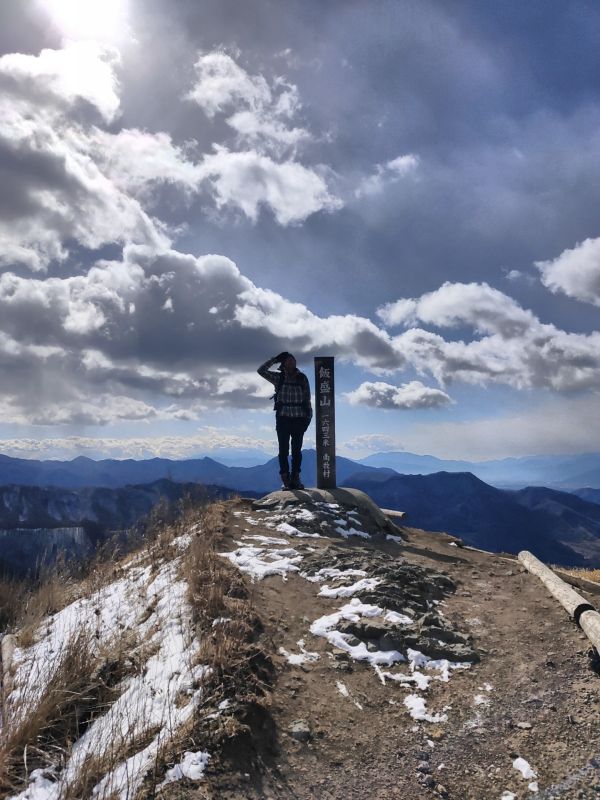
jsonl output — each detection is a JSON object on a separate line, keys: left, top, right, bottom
{"left": 257, "top": 352, "right": 288, "bottom": 386}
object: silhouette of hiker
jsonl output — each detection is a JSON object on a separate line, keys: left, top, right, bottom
{"left": 258, "top": 352, "right": 312, "bottom": 489}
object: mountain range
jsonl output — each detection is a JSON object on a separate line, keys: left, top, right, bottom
{"left": 0, "top": 481, "right": 254, "bottom": 576}
{"left": 4, "top": 449, "right": 600, "bottom": 491}
{"left": 2, "top": 451, "right": 600, "bottom": 571}
{"left": 358, "top": 450, "right": 600, "bottom": 489}
{"left": 344, "top": 471, "right": 600, "bottom": 566}
{"left": 0, "top": 451, "right": 394, "bottom": 492}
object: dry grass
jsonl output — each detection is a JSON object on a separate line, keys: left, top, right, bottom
{"left": 172, "top": 500, "right": 275, "bottom": 783}
{"left": 0, "top": 576, "right": 27, "bottom": 632}
{"left": 558, "top": 566, "right": 600, "bottom": 585}
{"left": 0, "top": 489, "right": 215, "bottom": 642}
{"left": 1, "top": 496, "right": 271, "bottom": 799}
{"left": 0, "top": 628, "right": 102, "bottom": 794}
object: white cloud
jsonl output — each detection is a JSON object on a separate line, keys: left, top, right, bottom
{"left": 380, "top": 282, "right": 600, "bottom": 392}
{"left": 199, "top": 146, "right": 341, "bottom": 224}
{"left": 0, "top": 42, "right": 170, "bottom": 271}
{"left": 0, "top": 244, "right": 405, "bottom": 425}
{"left": 536, "top": 237, "right": 600, "bottom": 307}
{"left": 234, "top": 283, "right": 404, "bottom": 370}
{"left": 0, "top": 393, "right": 204, "bottom": 426}
{"left": 187, "top": 50, "right": 272, "bottom": 119}
{"left": 0, "top": 41, "right": 121, "bottom": 122}
{"left": 95, "top": 128, "right": 202, "bottom": 198}
{"left": 0, "top": 428, "right": 273, "bottom": 461}
{"left": 0, "top": 42, "right": 340, "bottom": 276}
{"left": 378, "top": 281, "right": 537, "bottom": 337}
{"left": 355, "top": 153, "right": 419, "bottom": 198}
{"left": 3, "top": 234, "right": 600, "bottom": 427}
{"left": 344, "top": 380, "right": 452, "bottom": 409}
{"left": 186, "top": 50, "right": 340, "bottom": 222}
{"left": 187, "top": 50, "right": 310, "bottom": 156}
{"left": 342, "top": 434, "right": 406, "bottom": 453}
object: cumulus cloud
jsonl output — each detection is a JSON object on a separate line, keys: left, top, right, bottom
{"left": 186, "top": 49, "right": 341, "bottom": 222}
{"left": 0, "top": 244, "right": 405, "bottom": 424}
{"left": 0, "top": 41, "right": 121, "bottom": 122}
{"left": 378, "top": 281, "right": 537, "bottom": 337}
{"left": 0, "top": 42, "right": 342, "bottom": 275}
{"left": 355, "top": 153, "right": 419, "bottom": 199}
{"left": 378, "top": 282, "right": 600, "bottom": 392}
{"left": 5, "top": 242, "right": 600, "bottom": 427}
{"left": 3, "top": 229, "right": 600, "bottom": 427}
{"left": 187, "top": 50, "right": 310, "bottom": 155}
{"left": 536, "top": 237, "right": 600, "bottom": 307}
{"left": 0, "top": 42, "right": 171, "bottom": 271}
{"left": 199, "top": 146, "right": 340, "bottom": 224}
{"left": 344, "top": 380, "right": 452, "bottom": 409}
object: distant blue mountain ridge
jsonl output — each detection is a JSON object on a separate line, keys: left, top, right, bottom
{"left": 1, "top": 450, "right": 600, "bottom": 568}
{"left": 3, "top": 448, "right": 600, "bottom": 490}
{"left": 358, "top": 450, "right": 600, "bottom": 490}
{"left": 0, "top": 450, "right": 393, "bottom": 492}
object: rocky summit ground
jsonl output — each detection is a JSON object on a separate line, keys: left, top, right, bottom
{"left": 204, "top": 492, "right": 600, "bottom": 800}
{"left": 3, "top": 491, "right": 600, "bottom": 800}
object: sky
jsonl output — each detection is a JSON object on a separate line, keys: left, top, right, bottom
{"left": 1, "top": 0, "right": 600, "bottom": 462}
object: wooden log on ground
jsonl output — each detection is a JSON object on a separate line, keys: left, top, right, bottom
{"left": 518, "top": 550, "right": 600, "bottom": 654}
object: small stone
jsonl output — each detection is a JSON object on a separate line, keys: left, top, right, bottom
{"left": 524, "top": 696, "right": 543, "bottom": 708}
{"left": 332, "top": 648, "right": 351, "bottom": 661}
{"left": 415, "top": 750, "right": 430, "bottom": 761}
{"left": 436, "top": 785, "right": 449, "bottom": 797}
{"left": 331, "top": 661, "right": 352, "bottom": 673}
{"left": 289, "top": 720, "right": 312, "bottom": 742}
{"left": 428, "top": 727, "right": 445, "bottom": 740}
{"left": 417, "top": 761, "right": 432, "bottom": 774}
{"left": 420, "top": 775, "right": 436, "bottom": 788}
{"left": 516, "top": 722, "right": 532, "bottom": 730}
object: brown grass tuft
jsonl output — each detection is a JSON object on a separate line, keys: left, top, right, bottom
{"left": 172, "top": 500, "right": 275, "bottom": 782}
{"left": 0, "top": 628, "right": 100, "bottom": 794}
{"left": 558, "top": 566, "right": 600, "bottom": 585}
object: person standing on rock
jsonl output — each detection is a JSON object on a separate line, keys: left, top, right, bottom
{"left": 258, "top": 352, "right": 312, "bottom": 490}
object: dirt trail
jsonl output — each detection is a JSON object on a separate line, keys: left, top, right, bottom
{"left": 205, "top": 497, "right": 600, "bottom": 800}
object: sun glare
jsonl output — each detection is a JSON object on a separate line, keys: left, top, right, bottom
{"left": 41, "top": 0, "right": 131, "bottom": 44}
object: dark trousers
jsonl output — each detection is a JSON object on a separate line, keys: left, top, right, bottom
{"left": 276, "top": 417, "right": 306, "bottom": 476}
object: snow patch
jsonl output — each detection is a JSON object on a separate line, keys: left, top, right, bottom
{"left": 318, "top": 577, "right": 380, "bottom": 598}
{"left": 158, "top": 751, "right": 210, "bottom": 789}
{"left": 301, "top": 567, "right": 368, "bottom": 583}
{"left": 404, "top": 694, "right": 448, "bottom": 723}
{"left": 219, "top": 544, "right": 302, "bottom": 582}
{"left": 310, "top": 598, "right": 404, "bottom": 667}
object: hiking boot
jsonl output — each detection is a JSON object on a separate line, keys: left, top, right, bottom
{"left": 290, "top": 473, "right": 304, "bottom": 490}
{"left": 280, "top": 471, "right": 291, "bottom": 490}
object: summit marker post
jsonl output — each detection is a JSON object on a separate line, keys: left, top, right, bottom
{"left": 314, "top": 356, "right": 336, "bottom": 489}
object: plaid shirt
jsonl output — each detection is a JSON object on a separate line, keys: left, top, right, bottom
{"left": 258, "top": 358, "right": 313, "bottom": 419}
